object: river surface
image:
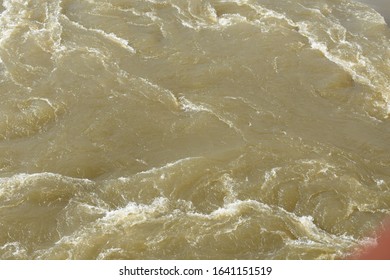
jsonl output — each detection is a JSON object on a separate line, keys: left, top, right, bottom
{"left": 0, "top": 0, "right": 390, "bottom": 259}
{"left": 357, "top": 0, "right": 390, "bottom": 23}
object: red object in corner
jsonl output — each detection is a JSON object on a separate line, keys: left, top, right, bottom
{"left": 356, "top": 226, "right": 390, "bottom": 260}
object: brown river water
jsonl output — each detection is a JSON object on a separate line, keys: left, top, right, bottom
{"left": 0, "top": 0, "right": 390, "bottom": 259}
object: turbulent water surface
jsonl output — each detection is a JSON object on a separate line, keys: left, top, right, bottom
{"left": 1, "top": 0, "right": 390, "bottom": 259}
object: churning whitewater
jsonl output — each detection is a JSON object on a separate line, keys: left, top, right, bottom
{"left": 0, "top": 0, "right": 390, "bottom": 259}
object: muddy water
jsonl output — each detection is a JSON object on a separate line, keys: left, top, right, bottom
{"left": 0, "top": 0, "right": 390, "bottom": 259}
{"left": 357, "top": 0, "right": 390, "bottom": 23}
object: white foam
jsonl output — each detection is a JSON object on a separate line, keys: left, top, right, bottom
{"left": 0, "top": 172, "right": 94, "bottom": 200}
{"left": 264, "top": 167, "right": 281, "bottom": 183}
{"left": 178, "top": 96, "right": 246, "bottom": 140}
{"left": 140, "top": 157, "right": 200, "bottom": 175}
{"left": 0, "top": 172, "right": 93, "bottom": 184}
{"left": 102, "top": 197, "right": 169, "bottom": 221}
{"left": 136, "top": 77, "right": 179, "bottom": 106}
{"left": 114, "top": 157, "right": 202, "bottom": 183}
{"left": 288, "top": 7, "right": 390, "bottom": 115}
{"left": 61, "top": 14, "right": 136, "bottom": 54}
{"left": 374, "top": 178, "right": 386, "bottom": 187}
{"left": 0, "top": 0, "right": 28, "bottom": 45}
{"left": 178, "top": 96, "right": 211, "bottom": 113}
{"left": 188, "top": 197, "right": 365, "bottom": 254}
{"left": 0, "top": 242, "right": 28, "bottom": 258}
{"left": 228, "top": 1, "right": 390, "bottom": 115}
{"left": 46, "top": 196, "right": 172, "bottom": 257}
{"left": 96, "top": 247, "right": 124, "bottom": 259}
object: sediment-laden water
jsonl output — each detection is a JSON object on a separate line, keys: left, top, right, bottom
{"left": 0, "top": 0, "right": 390, "bottom": 259}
